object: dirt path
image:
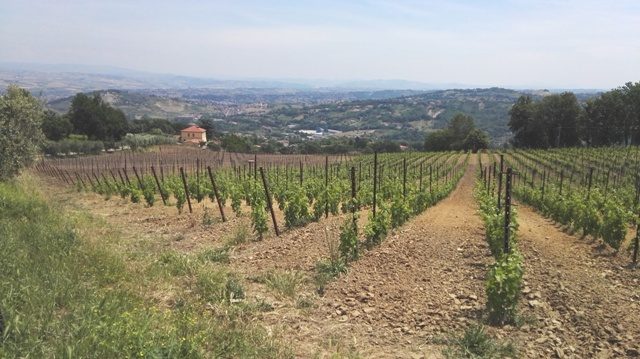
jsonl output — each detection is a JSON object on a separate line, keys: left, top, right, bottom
{"left": 239, "top": 154, "right": 493, "bottom": 358}
{"left": 511, "top": 203, "right": 640, "bottom": 358}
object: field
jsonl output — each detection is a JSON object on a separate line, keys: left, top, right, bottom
{"left": 4, "top": 146, "right": 640, "bottom": 358}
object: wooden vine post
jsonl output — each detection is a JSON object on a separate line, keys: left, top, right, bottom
{"left": 325, "top": 156, "right": 329, "bottom": 218}
{"left": 429, "top": 165, "right": 433, "bottom": 195}
{"left": 503, "top": 167, "right": 513, "bottom": 255}
{"left": 207, "top": 166, "right": 226, "bottom": 222}
{"left": 402, "top": 157, "right": 407, "bottom": 198}
{"left": 180, "top": 167, "right": 193, "bottom": 214}
{"left": 419, "top": 162, "right": 423, "bottom": 192}
{"left": 497, "top": 154, "right": 504, "bottom": 210}
{"left": 541, "top": 170, "right": 546, "bottom": 202}
{"left": 372, "top": 152, "right": 378, "bottom": 218}
{"left": 299, "top": 160, "right": 303, "bottom": 186}
{"left": 151, "top": 166, "right": 167, "bottom": 206}
{"left": 633, "top": 220, "right": 640, "bottom": 265}
{"left": 351, "top": 166, "right": 357, "bottom": 219}
{"left": 132, "top": 166, "right": 144, "bottom": 189}
{"left": 260, "top": 167, "right": 280, "bottom": 236}
{"left": 586, "top": 167, "right": 594, "bottom": 200}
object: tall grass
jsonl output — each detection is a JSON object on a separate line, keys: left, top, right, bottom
{"left": 0, "top": 177, "right": 288, "bottom": 358}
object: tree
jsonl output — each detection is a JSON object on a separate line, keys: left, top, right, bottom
{"left": 424, "top": 113, "right": 486, "bottom": 151}
{"left": 41, "top": 110, "right": 73, "bottom": 141}
{"left": 583, "top": 91, "right": 626, "bottom": 146}
{"left": 0, "top": 85, "right": 45, "bottom": 181}
{"left": 463, "top": 129, "right": 490, "bottom": 152}
{"left": 129, "top": 117, "right": 176, "bottom": 135}
{"left": 448, "top": 113, "right": 475, "bottom": 149}
{"left": 620, "top": 81, "right": 640, "bottom": 145}
{"left": 198, "top": 118, "right": 218, "bottom": 140}
{"left": 508, "top": 96, "right": 544, "bottom": 148}
{"left": 536, "top": 93, "right": 581, "bottom": 147}
{"left": 221, "top": 134, "right": 252, "bottom": 153}
{"left": 67, "top": 93, "right": 128, "bottom": 141}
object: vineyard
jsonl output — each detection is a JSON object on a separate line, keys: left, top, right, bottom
{"left": 37, "top": 147, "right": 466, "bottom": 246}
{"left": 21, "top": 146, "right": 640, "bottom": 357}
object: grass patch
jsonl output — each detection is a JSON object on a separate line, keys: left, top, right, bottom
{"left": 226, "top": 223, "right": 250, "bottom": 245}
{"left": 441, "top": 324, "right": 517, "bottom": 359}
{"left": 195, "top": 267, "right": 245, "bottom": 303}
{"left": 198, "top": 246, "right": 230, "bottom": 264}
{"left": 314, "top": 334, "right": 362, "bottom": 359}
{"left": 263, "top": 270, "right": 306, "bottom": 299}
{"left": 0, "top": 175, "right": 289, "bottom": 358}
{"left": 313, "top": 259, "right": 347, "bottom": 295}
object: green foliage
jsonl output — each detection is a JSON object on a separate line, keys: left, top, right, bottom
{"left": 68, "top": 92, "right": 128, "bottom": 141}
{"left": 338, "top": 213, "right": 359, "bottom": 262}
{"left": 284, "top": 186, "right": 311, "bottom": 228}
{"left": 0, "top": 85, "right": 45, "bottom": 181}
{"left": 390, "top": 196, "right": 411, "bottom": 229}
{"left": 142, "top": 177, "right": 156, "bottom": 207}
{"left": 221, "top": 133, "right": 252, "bottom": 153}
{"left": 122, "top": 133, "right": 175, "bottom": 151}
{"left": 229, "top": 184, "right": 243, "bottom": 216}
{"left": 227, "top": 223, "right": 250, "bottom": 246}
{"left": 263, "top": 271, "right": 306, "bottom": 299}
{"left": 485, "top": 252, "right": 523, "bottom": 325}
{"left": 198, "top": 247, "right": 230, "bottom": 264}
{"left": 41, "top": 110, "right": 73, "bottom": 141}
{"left": 442, "top": 324, "right": 517, "bottom": 358}
{"left": 314, "top": 259, "right": 347, "bottom": 295}
{"left": 129, "top": 186, "right": 142, "bottom": 203}
{"left": 129, "top": 117, "right": 176, "bottom": 135}
{"left": 364, "top": 204, "right": 390, "bottom": 247}
{"left": 425, "top": 114, "right": 489, "bottom": 151}
{"left": 166, "top": 178, "right": 186, "bottom": 214}
{"left": 41, "top": 138, "right": 104, "bottom": 156}
{"left": 0, "top": 179, "right": 290, "bottom": 358}
{"left": 507, "top": 83, "right": 640, "bottom": 147}
{"left": 463, "top": 129, "right": 490, "bottom": 153}
{"left": 250, "top": 196, "right": 269, "bottom": 240}
{"left": 599, "top": 199, "right": 631, "bottom": 250}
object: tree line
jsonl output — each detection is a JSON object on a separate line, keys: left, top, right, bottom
{"left": 509, "top": 81, "right": 640, "bottom": 148}
{"left": 42, "top": 93, "right": 180, "bottom": 143}
{"left": 424, "top": 113, "right": 490, "bottom": 152}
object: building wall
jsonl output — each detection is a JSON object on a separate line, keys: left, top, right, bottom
{"left": 180, "top": 131, "right": 207, "bottom": 142}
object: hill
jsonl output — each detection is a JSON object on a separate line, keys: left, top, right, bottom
{"left": 221, "top": 88, "right": 539, "bottom": 144}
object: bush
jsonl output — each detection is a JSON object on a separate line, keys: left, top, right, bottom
{"left": 338, "top": 213, "right": 359, "bottom": 262}
{"left": 442, "top": 324, "right": 517, "bottom": 358}
{"left": 283, "top": 186, "right": 311, "bottom": 228}
{"left": 486, "top": 252, "right": 523, "bottom": 325}
{"left": 364, "top": 204, "right": 390, "bottom": 248}
{"left": 0, "top": 85, "right": 44, "bottom": 181}
{"left": 251, "top": 197, "right": 269, "bottom": 240}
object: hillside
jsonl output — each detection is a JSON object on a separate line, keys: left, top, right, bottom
{"left": 45, "top": 87, "right": 598, "bottom": 145}
{"left": 222, "top": 88, "right": 538, "bottom": 144}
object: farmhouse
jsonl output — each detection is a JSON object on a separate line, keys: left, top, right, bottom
{"left": 180, "top": 125, "right": 207, "bottom": 144}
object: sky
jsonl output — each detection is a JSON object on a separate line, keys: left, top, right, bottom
{"left": 1, "top": 0, "right": 639, "bottom": 89}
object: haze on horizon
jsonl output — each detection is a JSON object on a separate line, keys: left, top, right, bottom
{"left": 1, "top": 0, "right": 639, "bottom": 90}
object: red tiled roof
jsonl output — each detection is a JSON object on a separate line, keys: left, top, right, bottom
{"left": 181, "top": 125, "right": 206, "bottom": 133}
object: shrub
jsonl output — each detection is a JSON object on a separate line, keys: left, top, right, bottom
{"left": 284, "top": 186, "right": 310, "bottom": 228}
{"left": 0, "top": 85, "right": 44, "bottom": 181}
{"left": 486, "top": 251, "right": 523, "bottom": 325}
{"left": 364, "top": 204, "right": 390, "bottom": 248}
{"left": 338, "top": 214, "right": 359, "bottom": 262}
{"left": 251, "top": 197, "right": 269, "bottom": 240}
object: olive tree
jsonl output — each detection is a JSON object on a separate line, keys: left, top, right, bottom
{"left": 0, "top": 85, "right": 45, "bottom": 181}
